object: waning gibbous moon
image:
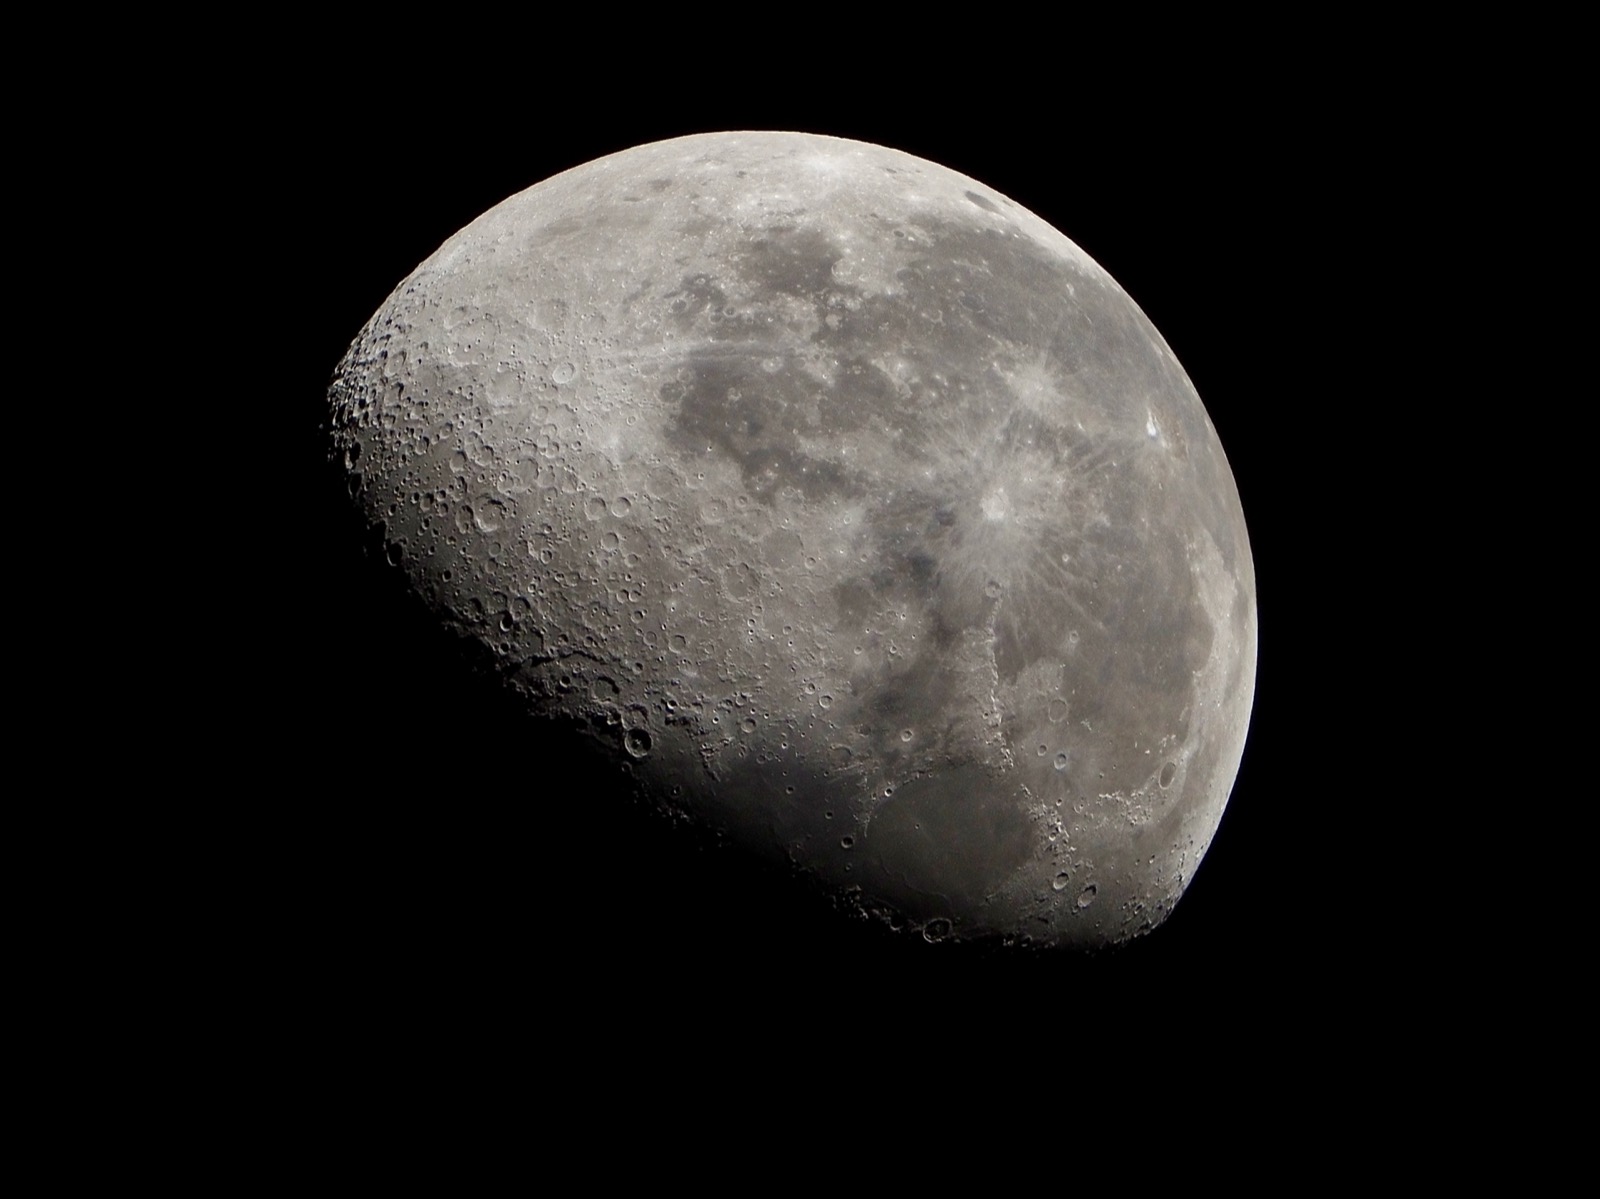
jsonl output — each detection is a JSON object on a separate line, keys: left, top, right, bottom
{"left": 328, "top": 131, "right": 1257, "bottom": 949}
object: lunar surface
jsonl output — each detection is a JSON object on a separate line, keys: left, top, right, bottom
{"left": 327, "top": 132, "right": 1256, "bottom": 949}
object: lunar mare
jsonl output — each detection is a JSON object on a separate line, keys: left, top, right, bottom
{"left": 328, "top": 132, "right": 1256, "bottom": 949}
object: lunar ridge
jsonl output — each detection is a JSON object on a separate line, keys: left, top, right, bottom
{"left": 328, "top": 131, "right": 1256, "bottom": 949}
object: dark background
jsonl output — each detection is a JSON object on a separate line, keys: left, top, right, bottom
{"left": 264, "top": 89, "right": 1339, "bottom": 1035}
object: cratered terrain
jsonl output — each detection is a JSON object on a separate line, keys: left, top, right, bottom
{"left": 327, "top": 131, "right": 1257, "bottom": 950}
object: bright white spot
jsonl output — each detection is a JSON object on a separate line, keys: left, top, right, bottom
{"left": 1146, "top": 412, "right": 1160, "bottom": 438}
{"left": 803, "top": 153, "right": 847, "bottom": 177}
{"left": 981, "top": 487, "right": 1010, "bottom": 521}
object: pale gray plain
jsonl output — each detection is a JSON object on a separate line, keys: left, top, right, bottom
{"left": 329, "top": 132, "right": 1257, "bottom": 948}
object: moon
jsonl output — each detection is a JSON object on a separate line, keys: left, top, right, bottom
{"left": 327, "top": 131, "right": 1256, "bottom": 950}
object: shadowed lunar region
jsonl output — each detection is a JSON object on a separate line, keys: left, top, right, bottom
{"left": 328, "top": 132, "right": 1257, "bottom": 950}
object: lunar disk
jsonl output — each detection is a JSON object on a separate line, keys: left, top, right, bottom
{"left": 328, "top": 132, "right": 1256, "bottom": 949}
